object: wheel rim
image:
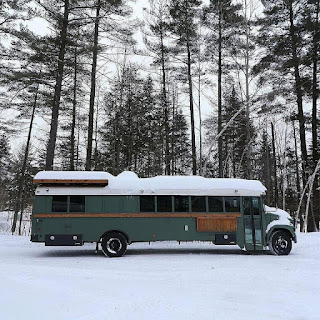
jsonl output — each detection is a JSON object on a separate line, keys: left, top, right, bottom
{"left": 274, "top": 235, "right": 288, "bottom": 253}
{"left": 107, "top": 238, "right": 122, "bottom": 254}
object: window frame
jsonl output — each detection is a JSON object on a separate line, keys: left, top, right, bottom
{"left": 224, "top": 196, "right": 240, "bottom": 213}
{"left": 156, "top": 195, "right": 173, "bottom": 213}
{"left": 191, "top": 196, "right": 207, "bottom": 212}
{"left": 208, "top": 196, "right": 224, "bottom": 213}
{"left": 69, "top": 195, "right": 86, "bottom": 213}
{"left": 174, "top": 195, "right": 190, "bottom": 213}
{"left": 51, "top": 195, "right": 86, "bottom": 213}
{"left": 140, "top": 195, "right": 156, "bottom": 213}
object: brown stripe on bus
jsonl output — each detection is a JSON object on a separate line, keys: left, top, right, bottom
{"left": 33, "top": 213, "right": 241, "bottom": 219}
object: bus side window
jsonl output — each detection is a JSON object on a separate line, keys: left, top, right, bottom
{"left": 140, "top": 196, "right": 155, "bottom": 212}
{"left": 208, "top": 197, "right": 223, "bottom": 212}
{"left": 70, "top": 196, "right": 85, "bottom": 212}
{"left": 243, "top": 197, "right": 251, "bottom": 215}
{"left": 174, "top": 196, "right": 189, "bottom": 212}
{"left": 252, "top": 197, "right": 260, "bottom": 215}
{"left": 225, "top": 197, "right": 240, "bottom": 212}
{"left": 52, "top": 195, "right": 68, "bottom": 212}
{"left": 191, "top": 196, "right": 206, "bottom": 212}
{"left": 157, "top": 196, "right": 172, "bottom": 212}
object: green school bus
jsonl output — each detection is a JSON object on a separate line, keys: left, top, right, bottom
{"left": 30, "top": 171, "right": 296, "bottom": 257}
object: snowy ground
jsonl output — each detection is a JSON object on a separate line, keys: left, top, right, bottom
{"left": 0, "top": 232, "right": 319, "bottom": 320}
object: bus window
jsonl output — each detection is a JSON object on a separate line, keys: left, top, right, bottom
{"left": 52, "top": 195, "right": 68, "bottom": 212}
{"left": 243, "top": 197, "right": 251, "bottom": 215}
{"left": 252, "top": 197, "right": 261, "bottom": 215}
{"left": 70, "top": 196, "right": 85, "bottom": 212}
{"left": 140, "top": 196, "right": 155, "bottom": 212}
{"left": 208, "top": 197, "right": 223, "bottom": 212}
{"left": 157, "top": 196, "right": 172, "bottom": 212}
{"left": 191, "top": 196, "right": 206, "bottom": 212}
{"left": 225, "top": 197, "right": 240, "bottom": 212}
{"left": 174, "top": 196, "right": 189, "bottom": 212}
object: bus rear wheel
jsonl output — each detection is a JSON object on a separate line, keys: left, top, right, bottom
{"left": 268, "top": 230, "right": 292, "bottom": 256}
{"left": 101, "top": 232, "right": 127, "bottom": 257}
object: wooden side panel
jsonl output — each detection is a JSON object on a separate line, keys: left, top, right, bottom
{"left": 197, "top": 215, "right": 239, "bottom": 232}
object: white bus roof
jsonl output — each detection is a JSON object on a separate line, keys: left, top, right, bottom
{"left": 34, "top": 171, "right": 266, "bottom": 197}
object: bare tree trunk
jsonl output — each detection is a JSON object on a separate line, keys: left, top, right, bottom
{"left": 45, "top": 0, "right": 70, "bottom": 170}
{"left": 93, "top": 93, "right": 99, "bottom": 169}
{"left": 171, "top": 84, "right": 176, "bottom": 175}
{"left": 311, "top": 0, "right": 319, "bottom": 230}
{"left": 217, "top": 5, "right": 223, "bottom": 177}
{"left": 244, "top": 0, "right": 252, "bottom": 179}
{"left": 293, "top": 122, "right": 301, "bottom": 198}
{"left": 312, "top": 1, "right": 319, "bottom": 168}
{"left": 18, "top": 200, "right": 25, "bottom": 236}
{"left": 265, "top": 132, "right": 271, "bottom": 204}
{"left": 86, "top": 0, "right": 101, "bottom": 170}
{"left": 282, "top": 126, "right": 288, "bottom": 210}
{"left": 303, "top": 160, "right": 320, "bottom": 232}
{"left": 12, "top": 86, "right": 38, "bottom": 234}
{"left": 186, "top": 39, "right": 197, "bottom": 175}
{"left": 198, "top": 63, "right": 203, "bottom": 176}
{"left": 271, "top": 122, "right": 278, "bottom": 207}
{"left": 114, "top": 52, "right": 128, "bottom": 174}
{"left": 293, "top": 122, "right": 303, "bottom": 230}
{"left": 159, "top": 23, "right": 170, "bottom": 175}
{"left": 288, "top": 1, "right": 308, "bottom": 186}
{"left": 127, "top": 85, "right": 133, "bottom": 169}
{"left": 76, "top": 102, "right": 80, "bottom": 170}
{"left": 70, "top": 46, "right": 77, "bottom": 171}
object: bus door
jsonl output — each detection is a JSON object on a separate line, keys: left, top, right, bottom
{"left": 243, "top": 197, "right": 263, "bottom": 251}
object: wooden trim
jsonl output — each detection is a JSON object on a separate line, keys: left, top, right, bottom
{"left": 33, "top": 213, "right": 241, "bottom": 219}
{"left": 34, "top": 179, "right": 109, "bottom": 185}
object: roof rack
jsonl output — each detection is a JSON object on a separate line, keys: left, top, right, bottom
{"left": 33, "top": 171, "right": 110, "bottom": 186}
{"left": 34, "top": 178, "right": 109, "bottom": 186}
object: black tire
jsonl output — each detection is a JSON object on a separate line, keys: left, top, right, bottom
{"left": 268, "top": 230, "right": 292, "bottom": 256}
{"left": 101, "top": 232, "right": 127, "bottom": 257}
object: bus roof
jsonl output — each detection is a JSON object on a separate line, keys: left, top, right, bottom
{"left": 34, "top": 171, "right": 266, "bottom": 197}
{"left": 34, "top": 171, "right": 110, "bottom": 186}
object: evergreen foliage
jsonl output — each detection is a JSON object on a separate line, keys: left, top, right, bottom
{"left": 0, "top": 0, "right": 320, "bottom": 232}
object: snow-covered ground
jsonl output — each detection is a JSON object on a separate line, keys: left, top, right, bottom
{"left": 0, "top": 232, "right": 319, "bottom": 320}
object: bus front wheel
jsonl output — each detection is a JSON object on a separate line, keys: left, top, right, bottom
{"left": 268, "top": 230, "right": 292, "bottom": 256}
{"left": 101, "top": 232, "right": 127, "bottom": 257}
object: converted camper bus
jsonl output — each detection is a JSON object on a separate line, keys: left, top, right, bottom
{"left": 31, "top": 171, "right": 296, "bottom": 257}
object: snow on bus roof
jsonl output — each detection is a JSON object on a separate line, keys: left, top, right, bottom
{"left": 35, "top": 171, "right": 267, "bottom": 196}
{"left": 34, "top": 171, "right": 113, "bottom": 180}
{"left": 34, "top": 171, "right": 112, "bottom": 185}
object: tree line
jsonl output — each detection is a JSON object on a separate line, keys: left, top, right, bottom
{"left": 0, "top": 0, "right": 319, "bottom": 232}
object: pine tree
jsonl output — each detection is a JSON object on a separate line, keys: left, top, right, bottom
{"left": 143, "top": 0, "right": 171, "bottom": 174}
{"left": 169, "top": 0, "right": 202, "bottom": 175}
{"left": 257, "top": 0, "right": 308, "bottom": 186}
{"left": 85, "top": 0, "right": 134, "bottom": 170}
{"left": 202, "top": 0, "right": 242, "bottom": 177}
{"left": 99, "top": 66, "right": 191, "bottom": 176}
{"left": 301, "top": 0, "right": 320, "bottom": 230}
{"left": 8, "top": 147, "right": 38, "bottom": 235}
{"left": 43, "top": 0, "right": 71, "bottom": 170}
{"left": 221, "top": 87, "right": 252, "bottom": 178}
{"left": 0, "top": 135, "right": 12, "bottom": 211}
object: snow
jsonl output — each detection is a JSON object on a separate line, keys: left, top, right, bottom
{"left": 116, "top": 171, "right": 139, "bottom": 180}
{"left": 34, "top": 171, "right": 114, "bottom": 181}
{"left": 0, "top": 232, "right": 319, "bottom": 320}
{"left": 35, "top": 171, "right": 267, "bottom": 197}
{"left": 265, "top": 205, "right": 293, "bottom": 233}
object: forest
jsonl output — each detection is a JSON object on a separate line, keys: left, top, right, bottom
{"left": 0, "top": 0, "right": 319, "bottom": 233}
